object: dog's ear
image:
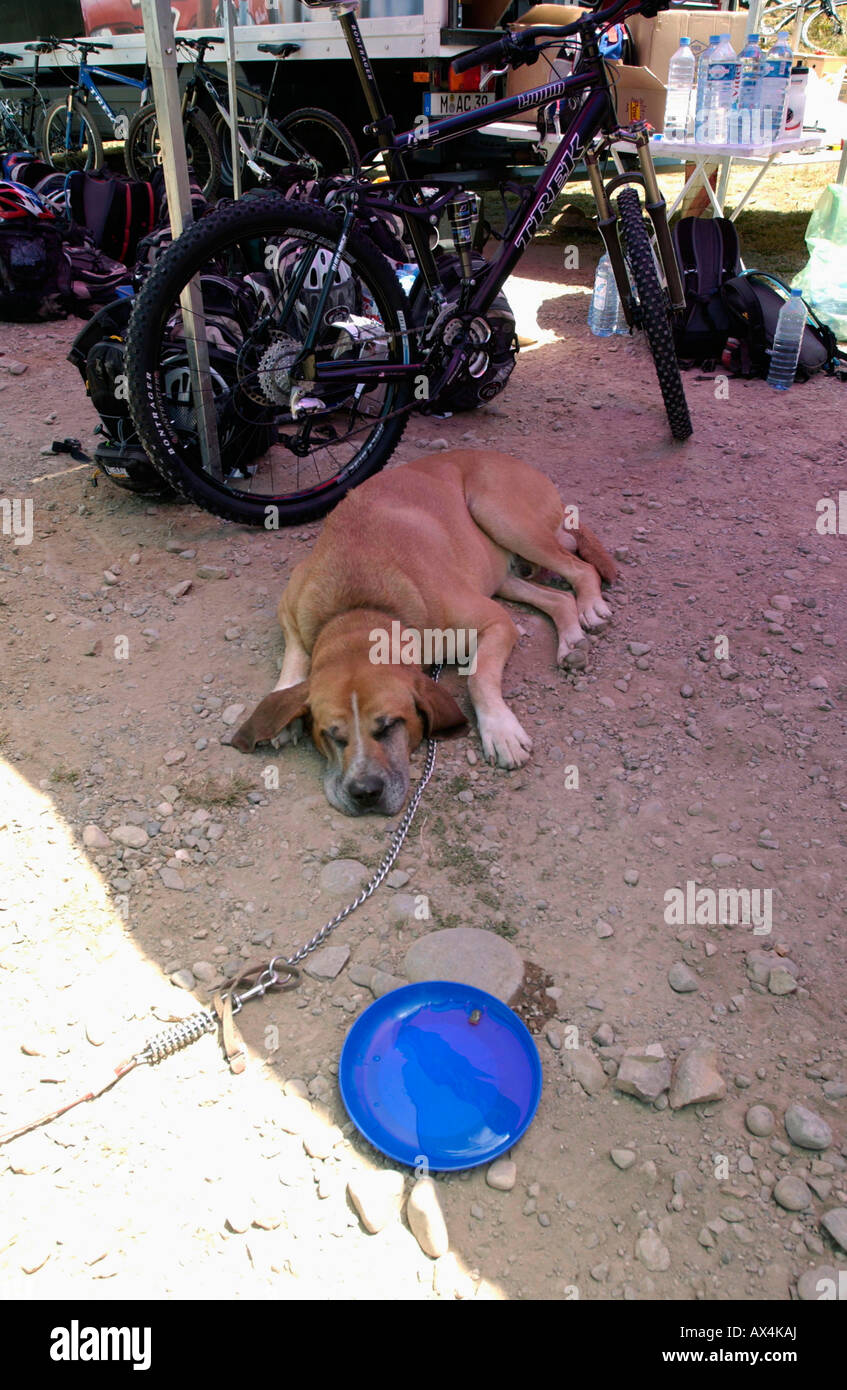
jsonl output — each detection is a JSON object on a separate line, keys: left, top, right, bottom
{"left": 230, "top": 683, "right": 310, "bottom": 753}
{"left": 412, "top": 673, "right": 468, "bottom": 739}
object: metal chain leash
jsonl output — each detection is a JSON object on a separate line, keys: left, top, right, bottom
{"left": 0, "top": 672, "right": 442, "bottom": 1146}
{"left": 229, "top": 676, "right": 442, "bottom": 1012}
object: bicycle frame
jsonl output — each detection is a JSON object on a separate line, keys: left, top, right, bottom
{"left": 76, "top": 59, "right": 149, "bottom": 135}
{"left": 312, "top": 5, "right": 684, "bottom": 395}
{"left": 192, "top": 56, "right": 301, "bottom": 179}
{"left": 0, "top": 60, "right": 46, "bottom": 148}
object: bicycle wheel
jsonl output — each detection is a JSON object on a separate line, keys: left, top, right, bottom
{"left": 616, "top": 186, "right": 693, "bottom": 442}
{"left": 1, "top": 99, "right": 44, "bottom": 155}
{"left": 42, "top": 98, "right": 103, "bottom": 171}
{"left": 270, "top": 107, "right": 359, "bottom": 179}
{"left": 802, "top": 3, "right": 847, "bottom": 53}
{"left": 124, "top": 105, "right": 221, "bottom": 200}
{"left": 760, "top": 2, "right": 799, "bottom": 38}
{"left": 125, "top": 195, "right": 413, "bottom": 527}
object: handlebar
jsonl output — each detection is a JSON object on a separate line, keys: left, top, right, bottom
{"left": 0, "top": 51, "right": 23, "bottom": 63}
{"left": 179, "top": 36, "right": 224, "bottom": 50}
{"left": 452, "top": 0, "right": 670, "bottom": 75}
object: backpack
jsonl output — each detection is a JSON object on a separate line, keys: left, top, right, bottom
{"left": 672, "top": 216, "right": 741, "bottom": 365}
{"left": 0, "top": 182, "right": 70, "bottom": 321}
{"left": 65, "top": 170, "right": 157, "bottom": 266}
{"left": 62, "top": 235, "right": 133, "bottom": 317}
{"left": 67, "top": 297, "right": 172, "bottom": 492}
{"left": 719, "top": 271, "right": 845, "bottom": 382}
{"left": 133, "top": 168, "right": 209, "bottom": 284}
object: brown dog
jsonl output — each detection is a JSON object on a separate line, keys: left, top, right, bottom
{"left": 231, "top": 450, "right": 615, "bottom": 816}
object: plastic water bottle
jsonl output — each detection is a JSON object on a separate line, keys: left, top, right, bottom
{"left": 701, "top": 34, "right": 740, "bottom": 145}
{"left": 759, "top": 32, "right": 793, "bottom": 144}
{"left": 784, "top": 62, "right": 809, "bottom": 138}
{"left": 394, "top": 262, "right": 419, "bottom": 296}
{"left": 664, "top": 37, "right": 696, "bottom": 141}
{"left": 767, "top": 289, "right": 807, "bottom": 390}
{"left": 693, "top": 35, "right": 720, "bottom": 143}
{"left": 732, "top": 33, "right": 763, "bottom": 146}
{"left": 588, "top": 254, "right": 620, "bottom": 337}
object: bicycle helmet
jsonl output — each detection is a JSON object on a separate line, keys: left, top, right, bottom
{"left": 268, "top": 239, "right": 360, "bottom": 340}
{"left": 0, "top": 180, "right": 54, "bottom": 221}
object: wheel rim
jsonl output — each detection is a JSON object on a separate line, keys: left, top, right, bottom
{"left": 135, "top": 218, "right": 411, "bottom": 509}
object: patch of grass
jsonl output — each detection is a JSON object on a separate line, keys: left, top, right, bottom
{"left": 486, "top": 917, "right": 518, "bottom": 940}
{"left": 446, "top": 774, "right": 470, "bottom": 795}
{"left": 335, "top": 837, "right": 363, "bottom": 860}
{"left": 182, "top": 771, "right": 254, "bottom": 806}
{"left": 49, "top": 767, "right": 79, "bottom": 784}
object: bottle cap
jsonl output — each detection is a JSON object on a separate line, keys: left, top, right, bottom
{"left": 679, "top": 36, "right": 690, "bottom": 44}
{"left": 790, "top": 288, "right": 803, "bottom": 296}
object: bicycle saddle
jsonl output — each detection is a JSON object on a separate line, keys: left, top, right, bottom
{"left": 257, "top": 43, "right": 301, "bottom": 57}
{"left": 26, "top": 40, "right": 60, "bottom": 53}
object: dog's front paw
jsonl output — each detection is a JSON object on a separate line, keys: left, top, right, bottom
{"left": 270, "top": 717, "right": 304, "bottom": 749}
{"left": 578, "top": 594, "right": 612, "bottom": 631}
{"left": 478, "top": 708, "right": 533, "bottom": 769}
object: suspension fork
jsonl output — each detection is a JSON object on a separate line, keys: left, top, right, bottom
{"left": 585, "top": 145, "right": 634, "bottom": 323}
{"left": 631, "top": 122, "right": 685, "bottom": 309}
{"left": 585, "top": 128, "right": 685, "bottom": 316}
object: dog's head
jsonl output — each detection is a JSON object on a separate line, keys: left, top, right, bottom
{"left": 231, "top": 666, "right": 467, "bottom": 816}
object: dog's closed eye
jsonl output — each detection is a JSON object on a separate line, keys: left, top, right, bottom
{"left": 373, "top": 718, "right": 403, "bottom": 741}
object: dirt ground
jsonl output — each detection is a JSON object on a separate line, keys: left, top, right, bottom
{"left": 1, "top": 163, "right": 846, "bottom": 1302}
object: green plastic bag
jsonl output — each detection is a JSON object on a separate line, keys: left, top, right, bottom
{"left": 793, "top": 184, "right": 847, "bottom": 344}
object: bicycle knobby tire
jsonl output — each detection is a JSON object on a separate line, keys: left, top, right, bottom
{"left": 124, "top": 195, "right": 412, "bottom": 526}
{"left": 616, "top": 186, "right": 693, "bottom": 442}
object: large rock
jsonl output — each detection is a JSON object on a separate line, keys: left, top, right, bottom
{"left": 785, "top": 1104, "right": 832, "bottom": 1151}
{"left": 347, "top": 1170, "right": 405, "bottom": 1234}
{"left": 304, "top": 945, "right": 350, "bottom": 980}
{"left": 669, "top": 1040, "right": 726, "bottom": 1110}
{"left": 636, "top": 1228, "right": 670, "bottom": 1272}
{"left": 406, "top": 1177, "right": 449, "bottom": 1258}
{"left": 820, "top": 1208, "right": 847, "bottom": 1253}
{"left": 320, "top": 859, "right": 369, "bottom": 896}
{"left": 404, "top": 927, "right": 523, "bottom": 1003}
{"left": 561, "top": 1047, "right": 606, "bottom": 1096}
{"left": 797, "top": 1264, "right": 841, "bottom": 1301}
{"left": 614, "top": 1044, "right": 671, "bottom": 1103}
{"left": 773, "top": 1176, "right": 812, "bottom": 1212}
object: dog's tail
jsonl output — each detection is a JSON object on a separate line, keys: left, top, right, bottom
{"left": 574, "top": 524, "right": 617, "bottom": 585}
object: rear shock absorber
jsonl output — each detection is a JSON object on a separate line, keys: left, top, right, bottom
{"left": 447, "top": 191, "right": 480, "bottom": 281}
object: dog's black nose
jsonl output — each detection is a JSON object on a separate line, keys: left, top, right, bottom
{"left": 347, "top": 773, "right": 384, "bottom": 807}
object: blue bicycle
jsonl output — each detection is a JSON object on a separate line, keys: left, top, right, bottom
{"left": 40, "top": 37, "right": 151, "bottom": 172}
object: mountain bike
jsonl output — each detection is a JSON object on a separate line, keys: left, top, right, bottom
{"left": 758, "top": 0, "right": 846, "bottom": 52}
{"left": 125, "top": 0, "right": 690, "bottom": 529}
{"left": 1, "top": 51, "right": 45, "bottom": 156}
{"left": 124, "top": 35, "right": 359, "bottom": 201}
{"left": 39, "top": 37, "right": 153, "bottom": 172}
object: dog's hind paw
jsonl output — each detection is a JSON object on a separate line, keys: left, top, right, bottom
{"left": 478, "top": 708, "right": 533, "bottom": 769}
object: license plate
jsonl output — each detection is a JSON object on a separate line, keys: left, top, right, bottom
{"left": 424, "top": 93, "right": 494, "bottom": 116}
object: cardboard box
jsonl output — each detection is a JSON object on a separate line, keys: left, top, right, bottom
{"left": 628, "top": 9, "right": 748, "bottom": 82}
{"left": 505, "top": 5, "right": 584, "bottom": 120}
{"left": 503, "top": 5, "right": 753, "bottom": 133}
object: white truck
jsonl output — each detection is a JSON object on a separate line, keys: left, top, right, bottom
{"left": 1, "top": 0, "right": 530, "bottom": 168}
